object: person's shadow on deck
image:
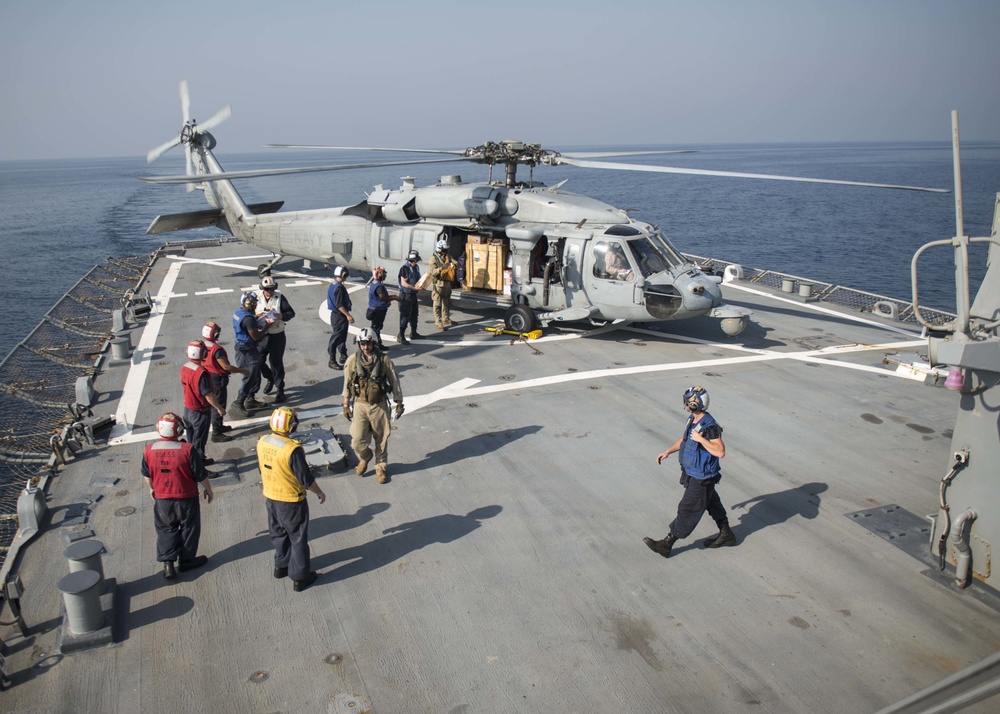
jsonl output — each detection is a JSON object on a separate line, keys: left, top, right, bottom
{"left": 202, "top": 502, "right": 392, "bottom": 571}
{"left": 312, "top": 505, "right": 502, "bottom": 580}
{"left": 730, "top": 482, "right": 828, "bottom": 543}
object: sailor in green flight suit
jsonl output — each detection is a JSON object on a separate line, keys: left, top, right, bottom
{"left": 257, "top": 407, "right": 326, "bottom": 592}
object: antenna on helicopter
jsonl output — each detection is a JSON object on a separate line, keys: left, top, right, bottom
{"left": 146, "top": 80, "right": 231, "bottom": 191}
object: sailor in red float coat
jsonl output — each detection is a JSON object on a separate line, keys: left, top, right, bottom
{"left": 142, "top": 413, "right": 214, "bottom": 579}
{"left": 180, "top": 341, "right": 225, "bottom": 466}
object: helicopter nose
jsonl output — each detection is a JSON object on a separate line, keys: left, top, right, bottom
{"left": 681, "top": 274, "right": 723, "bottom": 312}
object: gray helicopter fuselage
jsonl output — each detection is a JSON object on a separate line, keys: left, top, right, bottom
{"left": 232, "top": 175, "right": 725, "bottom": 324}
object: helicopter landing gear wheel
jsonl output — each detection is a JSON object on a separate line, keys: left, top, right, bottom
{"left": 257, "top": 253, "right": 284, "bottom": 278}
{"left": 504, "top": 305, "right": 538, "bottom": 333}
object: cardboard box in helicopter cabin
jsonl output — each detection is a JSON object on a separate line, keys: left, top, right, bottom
{"left": 466, "top": 241, "right": 506, "bottom": 292}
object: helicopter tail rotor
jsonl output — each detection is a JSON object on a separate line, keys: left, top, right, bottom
{"left": 146, "top": 80, "right": 231, "bottom": 191}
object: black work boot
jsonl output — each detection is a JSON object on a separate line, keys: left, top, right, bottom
{"left": 643, "top": 533, "right": 678, "bottom": 559}
{"left": 229, "top": 399, "right": 248, "bottom": 417}
{"left": 397, "top": 333, "right": 409, "bottom": 345}
{"left": 704, "top": 521, "right": 738, "bottom": 549}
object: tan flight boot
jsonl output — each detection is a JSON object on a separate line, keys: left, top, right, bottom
{"left": 355, "top": 448, "right": 373, "bottom": 476}
{"left": 375, "top": 464, "right": 390, "bottom": 484}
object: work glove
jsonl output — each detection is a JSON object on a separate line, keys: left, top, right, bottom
{"left": 343, "top": 404, "right": 353, "bottom": 420}
{"left": 395, "top": 403, "right": 405, "bottom": 419}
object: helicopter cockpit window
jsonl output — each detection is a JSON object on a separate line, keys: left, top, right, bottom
{"left": 593, "top": 241, "right": 634, "bottom": 281}
{"left": 619, "top": 230, "right": 686, "bottom": 277}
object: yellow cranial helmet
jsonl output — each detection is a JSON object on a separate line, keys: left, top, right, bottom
{"left": 269, "top": 406, "right": 298, "bottom": 435}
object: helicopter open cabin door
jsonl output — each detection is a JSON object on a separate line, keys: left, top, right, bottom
{"left": 586, "top": 238, "right": 642, "bottom": 317}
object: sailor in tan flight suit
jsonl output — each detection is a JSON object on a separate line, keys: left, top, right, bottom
{"left": 342, "top": 328, "right": 404, "bottom": 484}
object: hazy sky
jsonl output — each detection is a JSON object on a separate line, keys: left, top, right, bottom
{"left": 1, "top": 0, "right": 998, "bottom": 161}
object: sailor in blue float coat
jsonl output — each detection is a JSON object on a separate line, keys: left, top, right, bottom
{"left": 643, "top": 386, "right": 738, "bottom": 559}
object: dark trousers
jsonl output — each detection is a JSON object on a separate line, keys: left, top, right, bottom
{"left": 369, "top": 308, "right": 388, "bottom": 343}
{"left": 328, "top": 314, "right": 349, "bottom": 360}
{"left": 669, "top": 472, "right": 727, "bottom": 539}
{"left": 210, "top": 373, "right": 230, "bottom": 431}
{"left": 234, "top": 343, "right": 262, "bottom": 400}
{"left": 154, "top": 497, "right": 201, "bottom": 563}
{"left": 398, "top": 294, "right": 418, "bottom": 336}
{"left": 266, "top": 498, "right": 311, "bottom": 581}
{"left": 183, "top": 407, "right": 211, "bottom": 459}
{"left": 260, "top": 331, "right": 287, "bottom": 391}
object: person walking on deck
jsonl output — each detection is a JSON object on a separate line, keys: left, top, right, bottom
{"left": 644, "top": 386, "right": 737, "bottom": 559}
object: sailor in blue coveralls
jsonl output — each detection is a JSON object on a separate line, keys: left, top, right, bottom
{"left": 644, "top": 386, "right": 738, "bottom": 558}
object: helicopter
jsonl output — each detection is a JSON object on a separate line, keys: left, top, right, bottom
{"left": 141, "top": 81, "right": 947, "bottom": 335}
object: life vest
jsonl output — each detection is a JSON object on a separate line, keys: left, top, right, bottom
{"left": 368, "top": 282, "right": 391, "bottom": 312}
{"left": 347, "top": 353, "right": 392, "bottom": 404}
{"left": 432, "top": 253, "right": 455, "bottom": 283}
{"left": 678, "top": 412, "right": 723, "bottom": 479}
{"left": 144, "top": 440, "right": 200, "bottom": 499}
{"left": 255, "top": 291, "right": 289, "bottom": 334}
{"left": 328, "top": 282, "right": 352, "bottom": 314}
{"left": 203, "top": 340, "right": 227, "bottom": 376}
{"left": 398, "top": 264, "right": 420, "bottom": 295}
{"left": 233, "top": 308, "right": 254, "bottom": 345}
{"left": 257, "top": 433, "right": 306, "bottom": 502}
{"left": 180, "top": 361, "right": 210, "bottom": 411}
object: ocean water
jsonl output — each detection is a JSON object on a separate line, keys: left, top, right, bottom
{"left": 1, "top": 141, "right": 998, "bottom": 359}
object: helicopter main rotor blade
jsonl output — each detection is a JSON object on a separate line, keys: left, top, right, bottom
{"left": 555, "top": 156, "right": 949, "bottom": 193}
{"left": 139, "top": 156, "right": 473, "bottom": 184}
{"left": 266, "top": 144, "right": 467, "bottom": 156}
{"left": 558, "top": 150, "right": 696, "bottom": 159}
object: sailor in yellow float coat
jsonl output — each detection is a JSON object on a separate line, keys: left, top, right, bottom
{"left": 257, "top": 407, "right": 326, "bottom": 592}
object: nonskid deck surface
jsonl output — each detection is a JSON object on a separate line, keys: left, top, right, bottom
{"left": 3, "top": 244, "right": 998, "bottom": 713}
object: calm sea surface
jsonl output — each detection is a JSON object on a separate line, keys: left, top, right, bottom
{"left": 1, "top": 142, "right": 998, "bottom": 359}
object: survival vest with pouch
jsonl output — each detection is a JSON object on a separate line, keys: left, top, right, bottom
{"left": 348, "top": 354, "right": 393, "bottom": 404}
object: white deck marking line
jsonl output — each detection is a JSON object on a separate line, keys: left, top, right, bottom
{"left": 724, "top": 282, "right": 916, "bottom": 336}
{"left": 108, "top": 260, "right": 183, "bottom": 444}
{"left": 195, "top": 288, "right": 234, "bottom": 295}
{"left": 111, "top": 335, "right": 929, "bottom": 446}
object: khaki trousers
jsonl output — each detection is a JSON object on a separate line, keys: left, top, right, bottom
{"left": 350, "top": 399, "right": 392, "bottom": 467}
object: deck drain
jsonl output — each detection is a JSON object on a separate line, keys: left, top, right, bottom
{"left": 499, "top": 374, "right": 515, "bottom": 381}
{"left": 250, "top": 670, "right": 269, "bottom": 683}
{"left": 423, "top": 364, "right": 437, "bottom": 370}
{"left": 325, "top": 653, "right": 343, "bottom": 665}
{"left": 465, "top": 402, "right": 479, "bottom": 408}
{"left": 589, "top": 385, "right": 601, "bottom": 390}
{"left": 567, "top": 367, "right": 577, "bottom": 372}
{"left": 115, "top": 507, "right": 136, "bottom": 517}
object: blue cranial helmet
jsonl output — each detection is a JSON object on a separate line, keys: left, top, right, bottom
{"left": 683, "top": 385, "right": 709, "bottom": 412}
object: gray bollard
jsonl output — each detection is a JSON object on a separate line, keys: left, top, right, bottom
{"left": 58, "top": 570, "right": 105, "bottom": 634}
{"left": 781, "top": 278, "right": 795, "bottom": 293}
{"left": 65, "top": 540, "right": 106, "bottom": 589}
{"left": 110, "top": 337, "right": 131, "bottom": 361}
{"left": 113, "top": 330, "right": 132, "bottom": 351}
{"left": 798, "top": 283, "right": 813, "bottom": 298}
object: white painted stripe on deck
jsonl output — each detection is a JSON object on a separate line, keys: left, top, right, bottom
{"left": 108, "top": 261, "right": 183, "bottom": 443}
{"left": 724, "top": 282, "right": 916, "bottom": 336}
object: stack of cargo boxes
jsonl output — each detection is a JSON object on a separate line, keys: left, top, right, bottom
{"left": 465, "top": 235, "right": 509, "bottom": 294}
